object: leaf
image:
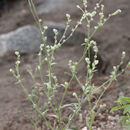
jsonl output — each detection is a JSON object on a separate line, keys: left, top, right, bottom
{"left": 115, "top": 97, "right": 130, "bottom": 104}
{"left": 123, "top": 104, "right": 130, "bottom": 114}
{"left": 122, "top": 97, "right": 130, "bottom": 104}
{"left": 110, "top": 105, "right": 123, "bottom": 112}
{"left": 120, "top": 116, "right": 130, "bottom": 122}
{"left": 123, "top": 120, "right": 130, "bottom": 130}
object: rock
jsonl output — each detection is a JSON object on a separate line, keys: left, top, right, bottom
{"left": 0, "top": 41, "right": 7, "bottom": 57}
{"left": 0, "top": 22, "right": 106, "bottom": 72}
{"left": 119, "top": 92, "right": 124, "bottom": 97}
{"left": 37, "top": 0, "right": 66, "bottom": 14}
{"left": 0, "top": 25, "right": 42, "bottom": 56}
{"left": 43, "top": 21, "right": 107, "bottom": 73}
{"left": 43, "top": 21, "right": 86, "bottom": 45}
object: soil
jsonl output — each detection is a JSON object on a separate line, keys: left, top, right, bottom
{"left": 0, "top": 0, "right": 130, "bottom": 130}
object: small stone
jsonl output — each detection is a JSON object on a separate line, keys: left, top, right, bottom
{"left": 119, "top": 92, "right": 124, "bottom": 97}
{"left": 115, "top": 115, "right": 120, "bottom": 120}
{"left": 100, "top": 122, "right": 106, "bottom": 128}
{"left": 82, "top": 127, "right": 88, "bottom": 130}
{"left": 79, "top": 113, "right": 83, "bottom": 122}
{"left": 108, "top": 115, "right": 115, "bottom": 121}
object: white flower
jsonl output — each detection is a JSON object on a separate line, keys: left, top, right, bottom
{"left": 91, "top": 11, "right": 96, "bottom": 17}
{"left": 16, "top": 61, "right": 20, "bottom": 65}
{"left": 85, "top": 58, "right": 90, "bottom": 64}
{"left": 96, "top": 3, "right": 100, "bottom": 8}
{"left": 73, "top": 92, "right": 77, "bottom": 97}
{"left": 122, "top": 51, "right": 126, "bottom": 56}
{"left": 39, "top": 19, "right": 42, "bottom": 22}
{"left": 53, "top": 29, "right": 58, "bottom": 34}
{"left": 94, "top": 60, "right": 99, "bottom": 65}
{"left": 15, "top": 51, "right": 19, "bottom": 56}
{"left": 94, "top": 26, "right": 98, "bottom": 30}
{"left": 76, "top": 5, "right": 80, "bottom": 9}
{"left": 40, "top": 44, "right": 44, "bottom": 50}
{"left": 9, "top": 69, "right": 13, "bottom": 73}
{"left": 43, "top": 26, "right": 48, "bottom": 30}
{"left": 113, "top": 66, "right": 117, "bottom": 71}
{"left": 66, "top": 13, "right": 70, "bottom": 18}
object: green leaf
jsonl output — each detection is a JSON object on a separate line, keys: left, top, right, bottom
{"left": 122, "top": 97, "right": 130, "bottom": 104}
{"left": 124, "top": 120, "right": 130, "bottom": 130}
{"left": 123, "top": 104, "right": 130, "bottom": 114}
{"left": 120, "top": 116, "right": 130, "bottom": 122}
{"left": 110, "top": 105, "right": 123, "bottom": 112}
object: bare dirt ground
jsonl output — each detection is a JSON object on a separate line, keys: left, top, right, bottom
{"left": 0, "top": 0, "right": 130, "bottom": 130}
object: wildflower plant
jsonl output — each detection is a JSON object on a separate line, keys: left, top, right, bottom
{"left": 10, "top": 0, "right": 130, "bottom": 130}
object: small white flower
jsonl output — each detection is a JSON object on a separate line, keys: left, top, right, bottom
{"left": 16, "top": 61, "right": 20, "bottom": 65}
{"left": 83, "top": 0, "right": 87, "bottom": 8}
{"left": 76, "top": 5, "right": 80, "bottom": 9}
{"left": 91, "top": 11, "right": 96, "bottom": 17}
{"left": 93, "top": 46, "right": 98, "bottom": 52}
{"left": 66, "top": 13, "right": 70, "bottom": 18}
{"left": 64, "top": 82, "right": 68, "bottom": 86}
{"left": 85, "top": 58, "right": 90, "bottom": 64}
{"left": 96, "top": 3, "right": 100, "bottom": 8}
{"left": 39, "top": 19, "right": 42, "bottom": 22}
{"left": 53, "top": 29, "right": 58, "bottom": 34}
{"left": 51, "top": 46, "right": 55, "bottom": 51}
{"left": 104, "top": 18, "right": 107, "bottom": 23}
{"left": 122, "top": 51, "right": 126, "bottom": 56}
{"left": 98, "top": 22, "right": 103, "bottom": 27}
{"left": 9, "top": 69, "right": 13, "bottom": 73}
{"left": 37, "top": 65, "right": 40, "bottom": 70}
{"left": 94, "top": 60, "right": 99, "bottom": 65}
{"left": 45, "top": 57, "right": 47, "bottom": 61}
{"left": 40, "top": 44, "right": 44, "bottom": 50}
{"left": 101, "top": 4, "right": 104, "bottom": 9}
{"left": 46, "top": 45, "right": 50, "bottom": 49}
{"left": 99, "top": 12, "right": 103, "bottom": 16}
{"left": 73, "top": 92, "right": 77, "bottom": 97}
{"left": 41, "top": 31, "right": 44, "bottom": 35}
{"left": 113, "top": 66, "right": 116, "bottom": 70}
{"left": 94, "top": 26, "right": 98, "bottom": 30}
{"left": 43, "top": 26, "right": 48, "bottom": 30}
{"left": 78, "top": 21, "right": 82, "bottom": 25}
{"left": 15, "top": 51, "right": 19, "bottom": 56}
{"left": 90, "top": 40, "right": 96, "bottom": 45}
